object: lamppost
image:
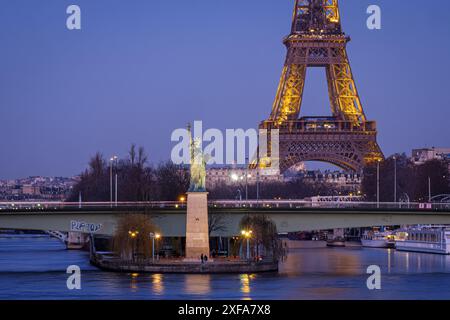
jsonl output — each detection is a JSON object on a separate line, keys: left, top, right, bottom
{"left": 241, "top": 229, "right": 252, "bottom": 260}
{"left": 377, "top": 159, "right": 381, "bottom": 208}
{"left": 245, "top": 156, "right": 249, "bottom": 201}
{"left": 393, "top": 156, "right": 397, "bottom": 203}
{"left": 150, "top": 232, "right": 161, "bottom": 262}
{"left": 110, "top": 155, "right": 118, "bottom": 207}
{"left": 256, "top": 158, "right": 260, "bottom": 205}
{"left": 128, "top": 230, "right": 139, "bottom": 261}
{"left": 428, "top": 176, "right": 432, "bottom": 203}
{"left": 115, "top": 168, "right": 118, "bottom": 207}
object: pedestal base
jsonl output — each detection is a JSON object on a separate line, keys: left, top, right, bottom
{"left": 185, "top": 192, "right": 210, "bottom": 260}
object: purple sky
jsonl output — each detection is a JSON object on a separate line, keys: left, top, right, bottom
{"left": 1, "top": 0, "right": 449, "bottom": 179}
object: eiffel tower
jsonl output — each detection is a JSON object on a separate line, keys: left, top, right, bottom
{"left": 260, "top": 0, "right": 383, "bottom": 173}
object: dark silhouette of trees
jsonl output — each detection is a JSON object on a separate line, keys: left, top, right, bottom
{"left": 207, "top": 179, "right": 339, "bottom": 200}
{"left": 362, "top": 154, "right": 449, "bottom": 202}
{"left": 414, "top": 159, "right": 449, "bottom": 202}
{"left": 155, "top": 161, "right": 189, "bottom": 201}
{"left": 112, "top": 213, "right": 158, "bottom": 261}
{"left": 70, "top": 147, "right": 448, "bottom": 203}
{"left": 67, "top": 147, "right": 189, "bottom": 202}
{"left": 68, "top": 152, "right": 109, "bottom": 202}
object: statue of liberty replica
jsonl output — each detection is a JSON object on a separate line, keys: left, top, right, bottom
{"left": 188, "top": 131, "right": 207, "bottom": 192}
{"left": 184, "top": 123, "right": 210, "bottom": 260}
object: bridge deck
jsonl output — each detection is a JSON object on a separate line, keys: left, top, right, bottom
{"left": 1, "top": 205, "right": 450, "bottom": 237}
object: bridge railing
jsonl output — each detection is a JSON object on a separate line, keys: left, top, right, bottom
{"left": 0, "top": 200, "right": 449, "bottom": 211}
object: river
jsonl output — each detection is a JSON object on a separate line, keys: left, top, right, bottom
{"left": 0, "top": 235, "right": 449, "bottom": 300}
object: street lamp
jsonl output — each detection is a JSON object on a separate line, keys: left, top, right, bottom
{"left": 245, "top": 156, "right": 249, "bottom": 201}
{"left": 241, "top": 229, "right": 252, "bottom": 260}
{"left": 393, "top": 156, "right": 397, "bottom": 204}
{"left": 110, "top": 155, "right": 118, "bottom": 207}
{"left": 128, "top": 230, "right": 139, "bottom": 261}
{"left": 428, "top": 176, "right": 432, "bottom": 203}
{"left": 150, "top": 232, "right": 161, "bottom": 262}
{"left": 377, "top": 159, "right": 381, "bottom": 208}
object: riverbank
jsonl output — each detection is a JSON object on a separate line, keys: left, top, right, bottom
{"left": 91, "top": 254, "right": 278, "bottom": 274}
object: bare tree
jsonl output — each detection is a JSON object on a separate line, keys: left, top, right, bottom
{"left": 208, "top": 214, "right": 227, "bottom": 235}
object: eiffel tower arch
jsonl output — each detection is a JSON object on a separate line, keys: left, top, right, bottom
{"left": 260, "top": 0, "right": 383, "bottom": 173}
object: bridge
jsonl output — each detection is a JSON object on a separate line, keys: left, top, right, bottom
{"left": 1, "top": 201, "right": 450, "bottom": 237}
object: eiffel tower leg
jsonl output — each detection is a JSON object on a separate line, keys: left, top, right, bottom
{"left": 327, "top": 48, "right": 366, "bottom": 125}
{"left": 269, "top": 64, "right": 306, "bottom": 124}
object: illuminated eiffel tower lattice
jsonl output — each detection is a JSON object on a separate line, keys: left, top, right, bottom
{"left": 260, "top": 0, "right": 383, "bottom": 172}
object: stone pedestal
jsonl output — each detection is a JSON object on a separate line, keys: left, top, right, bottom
{"left": 184, "top": 192, "right": 210, "bottom": 260}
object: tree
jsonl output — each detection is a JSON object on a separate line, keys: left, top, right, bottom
{"left": 155, "top": 161, "right": 189, "bottom": 201}
{"left": 208, "top": 214, "right": 227, "bottom": 235}
{"left": 362, "top": 155, "right": 450, "bottom": 202}
{"left": 67, "top": 146, "right": 157, "bottom": 202}
{"left": 239, "top": 215, "right": 285, "bottom": 262}
{"left": 112, "top": 213, "right": 158, "bottom": 261}
{"left": 414, "top": 159, "right": 449, "bottom": 201}
{"left": 67, "top": 152, "right": 109, "bottom": 202}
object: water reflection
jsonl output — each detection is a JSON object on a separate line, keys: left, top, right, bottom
{"left": 130, "top": 273, "right": 139, "bottom": 291}
{"left": 240, "top": 274, "right": 256, "bottom": 298}
{"left": 280, "top": 248, "right": 362, "bottom": 276}
{"left": 151, "top": 274, "right": 164, "bottom": 294}
{"left": 1, "top": 237, "right": 450, "bottom": 300}
{"left": 184, "top": 275, "right": 211, "bottom": 295}
{"left": 387, "top": 249, "right": 392, "bottom": 273}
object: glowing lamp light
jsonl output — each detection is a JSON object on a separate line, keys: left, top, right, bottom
{"left": 241, "top": 230, "right": 252, "bottom": 238}
{"left": 128, "top": 230, "right": 139, "bottom": 238}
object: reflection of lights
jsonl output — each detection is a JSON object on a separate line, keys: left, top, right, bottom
{"left": 184, "top": 275, "right": 211, "bottom": 295}
{"left": 151, "top": 274, "right": 164, "bottom": 294}
{"left": 240, "top": 274, "right": 256, "bottom": 295}
{"left": 130, "top": 273, "right": 139, "bottom": 290}
{"left": 387, "top": 248, "right": 392, "bottom": 273}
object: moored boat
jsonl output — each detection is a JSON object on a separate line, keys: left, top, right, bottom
{"left": 361, "top": 230, "right": 395, "bottom": 248}
{"left": 395, "top": 226, "right": 450, "bottom": 255}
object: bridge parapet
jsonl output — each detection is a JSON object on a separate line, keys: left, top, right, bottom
{"left": 1, "top": 201, "right": 450, "bottom": 213}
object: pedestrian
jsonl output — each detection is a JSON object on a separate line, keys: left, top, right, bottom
{"left": 204, "top": 255, "right": 208, "bottom": 262}
{"left": 200, "top": 253, "right": 204, "bottom": 263}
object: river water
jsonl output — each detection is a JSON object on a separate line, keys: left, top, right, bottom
{"left": 0, "top": 235, "right": 449, "bottom": 300}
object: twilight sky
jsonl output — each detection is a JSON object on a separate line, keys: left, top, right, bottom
{"left": 0, "top": 0, "right": 449, "bottom": 179}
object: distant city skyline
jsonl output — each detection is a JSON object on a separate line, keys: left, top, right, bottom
{"left": 1, "top": 0, "right": 450, "bottom": 179}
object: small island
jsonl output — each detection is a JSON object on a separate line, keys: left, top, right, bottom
{"left": 90, "top": 126, "right": 284, "bottom": 274}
